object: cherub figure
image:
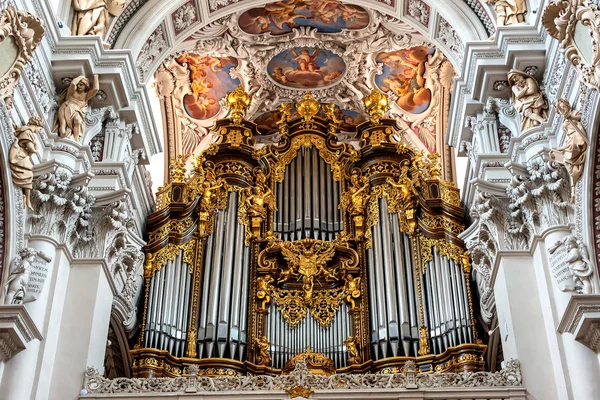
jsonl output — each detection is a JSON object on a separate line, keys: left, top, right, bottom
{"left": 290, "top": 48, "right": 322, "bottom": 72}
{"left": 4, "top": 248, "right": 52, "bottom": 304}
{"left": 344, "top": 274, "right": 361, "bottom": 308}
{"left": 344, "top": 336, "right": 361, "bottom": 364}
{"left": 253, "top": 335, "right": 272, "bottom": 366}
{"left": 256, "top": 275, "right": 274, "bottom": 310}
{"left": 55, "top": 75, "right": 99, "bottom": 141}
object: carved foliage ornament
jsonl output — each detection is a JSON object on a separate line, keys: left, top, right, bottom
{"left": 0, "top": 8, "right": 45, "bottom": 107}
{"left": 543, "top": 0, "right": 600, "bottom": 90}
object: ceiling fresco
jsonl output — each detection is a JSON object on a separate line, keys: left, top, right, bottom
{"left": 238, "top": 0, "right": 370, "bottom": 35}
{"left": 175, "top": 54, "right": 241, "bottom": 120}
{"left": 374, "top": 47, "right": 433, "bottom": 114}
{"left": 153, "top": 2, "right": 455, "bottom": 160}
{"left": 267, "top": 47, "right": 346, "bottom": 89}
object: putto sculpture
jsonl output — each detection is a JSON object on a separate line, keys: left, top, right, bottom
{"left": 4, "top": 248, "right": 52, "bottom": 304}
{"left": 9, "top": 116, "right": 43, "bottom": 210}
{"left": 550, "top": 98, "right": 589, "bottom": 202}
{"left": 507, "top": 69, "right": 548, "bottom": 132}
{"left": 55, "top": 74, "right": 99, "bottom": 141}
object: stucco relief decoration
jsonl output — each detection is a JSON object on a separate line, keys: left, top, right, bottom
{"left": 543, "top": 0, "right": 600, "bottom": 90}
{"left": 0, "top": 7, "right": 45, "bottom": 107}
{"left": 4, "top": 248, "right": 52, "bottom": 304}
{"left": 172, "top": 1, "right": 198, "bottom": 36}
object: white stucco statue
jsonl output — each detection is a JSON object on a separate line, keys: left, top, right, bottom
{"left": 55, "top": 74, "right": 99, "bottom": 141}
{"left": 4, "top": 248, "right": 52, "bottom": 304}
{"left": 9, "top": 117, "right": 43, "bottom": 210}
{"left": 550, "top": 98, "right": 589, "bottom": 202}
{"left": 485, "top": 0, "right": 527, "bottom": 27}
{"left": 71, "top": 0, "right": 124, "bottom": 40}
{"left": 508, "top": 69, "right": 548, "bottom": 132}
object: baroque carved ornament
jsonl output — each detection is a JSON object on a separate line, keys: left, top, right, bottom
{"left": 543, "top": 0, "right": 600, "bottom": 90}
{"left": 0, "top": 7, "right": 45, "bottom": 107}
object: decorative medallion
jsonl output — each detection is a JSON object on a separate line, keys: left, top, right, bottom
{"left": 175, "top": 54, "right": 240, "bottom": 120}
{"left": 267, "top": 47, "right": 346, "bottom": 89}
{"left": 374, "top": 46, "right": 433, "bottom": 114}
{"left": 238, "top": 0, "right": 369, "bottom": 35}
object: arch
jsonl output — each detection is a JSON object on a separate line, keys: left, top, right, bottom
{"left": 109, "top": 0, "right": 491, "bottom": 84}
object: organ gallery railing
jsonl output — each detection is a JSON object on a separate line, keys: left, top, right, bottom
{"left": 132, "top": 87, "right": 486, "bottom": 377}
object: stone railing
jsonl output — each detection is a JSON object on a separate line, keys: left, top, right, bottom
{"left": 81, "top": 359, "right": 525, "bottom": 399}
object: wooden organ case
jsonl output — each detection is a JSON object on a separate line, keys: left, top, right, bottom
{"left": 132, "top": 88, "right": 487, "bottom": 377}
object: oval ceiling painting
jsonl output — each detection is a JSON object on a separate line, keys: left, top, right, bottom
{"left": 175, "top": 54, "right": 240, "bottom": 120}
{"left": 238, "top": 0, "right": 369, "bottom": 35}
{"left": 253, "top": 104, "right": 365, "bottom": 135}
{"left": 267, "top": 47, "right": 346, "bottom": 89}
{"left": 374, "top": 46, "right": 434, "bottom": 114}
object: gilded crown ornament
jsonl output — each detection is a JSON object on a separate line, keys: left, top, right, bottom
{"left": 296, "top": 92, "right": 320, "bottom": 123}
{"left": 226, "top": 86, "right": 251, "bottom": 126}
{"left": 363, "top": 88, "right": 389, "bottom": 124}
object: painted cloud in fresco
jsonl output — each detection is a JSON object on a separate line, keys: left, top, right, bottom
{"left": 175, "top": 54, "right": 240, "bottom": 120}
{"left": 253, "top": 104, "right": 366, "bottom": 134}
{"left": 374, "top": 46, "right": 433, "bottom": 115}
{"left": 238, "top": 0, "right": 369, "bottom": 35}
{"left": 267, "top": 47, "right": 346, "bottom": 89}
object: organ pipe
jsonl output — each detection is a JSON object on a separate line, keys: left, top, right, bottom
{"left": 135, "top": 88, "right": 485, "bottom": 378}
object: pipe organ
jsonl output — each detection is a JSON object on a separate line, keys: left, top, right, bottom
{"left": 132, "top": 88, "right": 486, "bottom": 377}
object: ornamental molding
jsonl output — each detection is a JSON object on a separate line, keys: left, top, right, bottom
{"left": 558, "top": 294, "right": 600, "bottom": 352}
{"left": 0, "top": 7, "right": 45, "bottom": 108}
{"left": 83, "top": 358, "right": 523, "bottom": 394}
{"left": 543, "top": 0, "right": 600, "bottom": 90}
{"left": 0, "top": 304, "right": 42, "bottom": 362}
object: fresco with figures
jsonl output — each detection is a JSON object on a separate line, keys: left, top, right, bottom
{"left": 267, "top": 47, "right": 346, "bottom": 89}
{"left": 175, "top": 54, "right": 241, "bottom": 120}
{"left": 238, "top": 0, "right": 369, "bottom": 35}
{"left": 374, "top": 47, "right": 433, "bottom": 114}
{"left": 253, "top": 104, "right": 366, "bottom": 134}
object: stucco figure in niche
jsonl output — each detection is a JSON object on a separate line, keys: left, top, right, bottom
{"left": 238, "top": 0, "right": 369, "bottom": 35}
{"left": 176, "top": 54, "right": 240, "bottom": 120}
{"left": 71, "top": 0, "right": 125, "bottom": 41}
{"left": 9, "top": 116, "right": 43, "bottom": 210}
{"left": 267, "top": 47, "right": 346, "bottom": 89}
{"left": 507, "top": 69, "right": 548, "bottom": 132}
{"left": 485, "top": 0, "right": 527, "bottom": 27}
{"left": 549, "top": 235, "right": 595, "bottom": 294}
{"left": 253, "top": 104, "right": 365, "bottom": 134}
{"left": 4, "top": 248, "right": 52, "bottom": 304}
{"left": 375, "top": 47, "right": 433, "bottom": 114}
{"left": 55, "top": 74, "right": 99, "bottom": 141}
{"left": 550, "top": 98, "right": 589, "bottom": 202}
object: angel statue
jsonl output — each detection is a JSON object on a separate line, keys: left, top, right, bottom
{"left": 55, "top": 75, "right": 99, "bottom": 141}
{"left": 341, "top": 170, "right": 370, "bottom": 238}
{"left": 245, "top": 170, "right": 276, "bottom": 237}
{"left": 253, "top": 336, "right": 272, "bottom": 366}
{"left": 344, "top": 336, "right": 361, "bottom": 365}
{"left": 550, "top": 99, "right": 589, "bottom": 203}
{"left": 4, "top": 248, "right": 52, "bottom": 304}
{"left": 549, "top": 235, "right": 595, "bottom": 294}
{"left": 507, "top": 69, "right": 548, "bottom": 132}
{"left": 344, "top": 274, "right": 361, "bottom": 309}
{"left": 9, "top": 117, "right": 44, "bottom": 210}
